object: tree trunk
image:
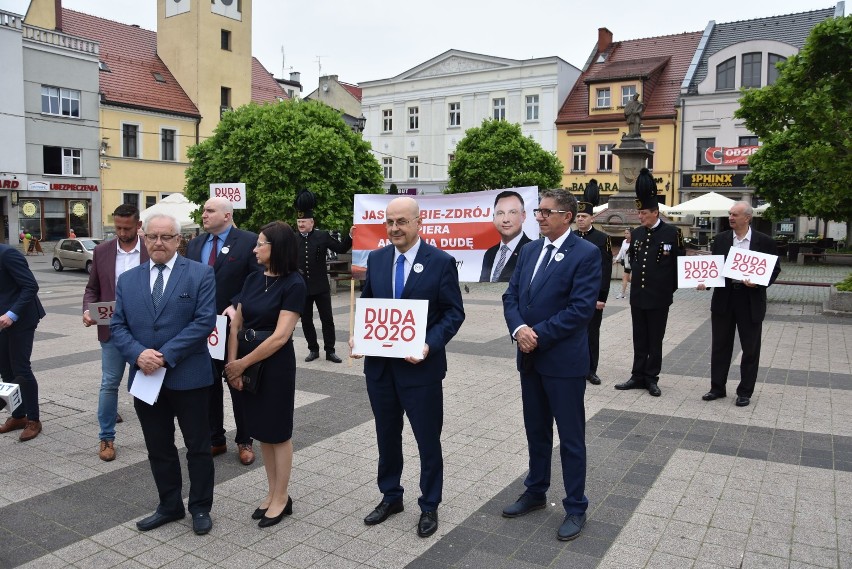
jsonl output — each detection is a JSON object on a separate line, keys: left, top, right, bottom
{"left": 846, "top": 218, "right": 852, "bottom": 247}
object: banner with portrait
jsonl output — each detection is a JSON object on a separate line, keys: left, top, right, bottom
{"left": 351, "top": 188, "right": 540, "bottom": 283}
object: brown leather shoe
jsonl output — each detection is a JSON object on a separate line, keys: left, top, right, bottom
{"left": 0, "top": 417, "right": 28, "bottom": 433}
{"left": 20, "top": 420, "right": 42, "bottom": 441}
{"left": 238, "top": 443, "right": 255, "bottom": 465}
{"left": 211, "top": 444, "right": 227, "bottom": 457}
{"left": 99, "top": 439, "right": 116, "bottom": 461}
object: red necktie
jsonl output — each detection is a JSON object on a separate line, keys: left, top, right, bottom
{"left": 208, "top": 235, "right": 218, "bottom": 266}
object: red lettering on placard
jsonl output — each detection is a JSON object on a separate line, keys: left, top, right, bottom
{"left": 363, "top": 307, "right": 416, "bottom": 343}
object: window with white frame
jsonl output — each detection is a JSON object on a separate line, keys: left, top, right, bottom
{"left": 595, "top": 88, "right": 611, "bottom": 108}
{"left": 161, "top": 129, "right": 176, "bottom": 161}
{"left": 645, "top": 142, "right": 655, "bottom": 170}
{"left": 525, "top": 95, "right": 539, "bottom": 121}
{"left": 41, "top": 86, "right": 81, "bottom": 118}
{"left": 572, "top": 145, "right": 587, "bottom": 172}
{"left": 122, "top": 124, "right": 139, "bottom": 158}
{"left": 382, "top": 109, "right": 393, "bottom": 132}
{"left": 43, "top": 146, "right": 81, "bottom": 176}
{"left": 408, "top": 156, "right": 419, "bottom": 179}
{"left": 382, "top": 157, "right": 393, "bottom": 180}
{"left": 493, "top": 98, "right": 506, "bottom": 121}
{"left": 448, "top": 102, "right": 461, "bottom": 127}
{"left": 408, "top": 106, "right": 419, "bottom": 130}
{"left": 621, "top": 85, "right": 637, "bottom": 107}
{"left": 598, "top": 144, "right": 614, "bottom": 172}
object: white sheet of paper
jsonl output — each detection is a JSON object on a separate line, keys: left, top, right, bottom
{"left": 677, "top": 255, "right": 726, "bottom": 289}
{"left": 129, "top": 367, "right": 166, "bottom": 405}
{"left": 352, "top": 298, "right": 428, "bottom": 359}
{"left": 721, "top": 248, "right": 779, "bottom": 287}
{"left": 89, "top": 301, "right": 116, "bottom": 325}
{"left": 207, "top": 315, "right": 227, "bottom": 360}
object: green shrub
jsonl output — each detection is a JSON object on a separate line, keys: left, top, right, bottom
{"left": 836, "top": 273, "right": 852, "bottom": 292}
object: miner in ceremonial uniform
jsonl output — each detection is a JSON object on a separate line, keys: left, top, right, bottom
{"left": 294, "top": 189, "right": 354, "bottom": 363}
{"left": 614, "top": 169, "right": 683, "bottom": 397}
{"left": 575, "top": 180, "right": 612, "bottom": 386}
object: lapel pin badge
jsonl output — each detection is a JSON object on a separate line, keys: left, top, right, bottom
{"left": 220, "top": 246, "right": 230, "bottom": 255}
{"left": 554, "top": 253, "right": 564, "bottom": 262}
{"left": 413, "top": 263, "right": 424, "bottom": 273}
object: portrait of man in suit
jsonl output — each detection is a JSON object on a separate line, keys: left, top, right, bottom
{"left": 83, "top": 204, "right": 149, "bottom": 461}
{"left": 502, "top": 188, "right": 600, "bottom": 541}
{"left": 0, "top": 243, "right": 46, "bottom": 442}
{"left": 699, "top": 201, "right": 780, "bottom": 407}
{"left": 111, "top": 213, "right": 217, "bottom": 536}
{"left": 186, "top": 197, "right": 263, "bottom": 466}
{"left": 351, "top": 196, "right": 465, "bottom": 538}
{"left": 479, "top": 190, "right": 532, "bottom": 282}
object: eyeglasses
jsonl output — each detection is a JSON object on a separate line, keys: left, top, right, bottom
{"left": 254, "top": 241, "right": 271, "bottom": 248}
{"left": 144, "top": 234, "right": 179, "bottom": 243}
{"left": 532, "top": 209, "right": 569, "bottom": 218}
{"left": 494, "top": 210, "right": 523, "bottom": 218}
{"left": 385, "top": 217, "right": 419, "bottom": 228}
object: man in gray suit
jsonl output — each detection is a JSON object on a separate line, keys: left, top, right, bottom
{"left": 111, "top": 213, "right": 217, "bottom": 536}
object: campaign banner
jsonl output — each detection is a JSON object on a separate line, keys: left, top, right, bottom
{"left": 89, "top": 301, "right": 116, "bottom": 325}
{"left": 704, "top": 146, "right": 759, "bottom": 166}
{"left": 352, "top": 298, "right": 428, "bottom": 359}
{"left": 721, "top": 249, "right": 779, "bottom": 287}
{"left": 352, "top": 187, "right": 540, "bottom": 282}
{"left": 207, "top": 315, "right": 228, "bottom": 360}
{"left": 209, "top": 183, "right": 246, "bottom": 209}
{"left": 677, "top": 255, "right": 726, "bottom": 288}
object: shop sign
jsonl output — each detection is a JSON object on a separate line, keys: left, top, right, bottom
{"left": 21, "top": 201, "right": 39, "bottom": 217}
{"left": 681, "top": 173, "right": 748, "bottom": 188}
{"left": 28, "top": 181, "right": 49, "bottom": 192}
{"left": 704, "top": 146, "right": 759, "bottom": 166}
{"left": 50, "top": 183, "right": 98, "bottom": 191}
{"left": 568, "top": 181, "right": 621, "bottom": 192}
{"left": 0, "top": 178, "right": 20, "bottom": 189}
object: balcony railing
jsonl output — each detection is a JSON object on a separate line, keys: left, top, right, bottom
{"left": 22, "top": 24, "right": 99, "bottom": 55}
{"left": 0, "top": 10, "right": 23, "bottom": 30}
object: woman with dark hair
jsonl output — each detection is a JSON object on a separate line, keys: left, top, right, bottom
{"left": 224, "top": 221, "right": 306, "bottom": 528}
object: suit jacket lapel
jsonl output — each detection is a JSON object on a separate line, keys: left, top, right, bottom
{"left": 212, "top": 231, "right": 237, "bottom": 271}
{"left": 529, "top": 236, "right": 576, "bottom": 300}
{"left": 154, "top": 257, "right": 185, "bottom": 319}
{"left": 522, "top": 240, "right": 544, "bottom": 302}
{"left": 402, "top": 244, "right": 430, "bottom": 298}
{"left": 140, "top": 261, "right": 156, "bottom": 320}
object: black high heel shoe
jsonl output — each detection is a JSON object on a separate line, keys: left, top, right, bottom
{"left": 251, "top": 507, "right": 268, "bottom": 520}
{"left": 258, "top": 496, "right": 293, "bottom": 528}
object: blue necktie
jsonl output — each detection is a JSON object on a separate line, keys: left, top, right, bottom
{"left": 152, "top": 264, "right": 166, "bottom": 309}
{"left": 529, "top": 244, "right": 555, "bottom": 291}
{"left": 394, "top": 255, "right": 405, "bottom": 299}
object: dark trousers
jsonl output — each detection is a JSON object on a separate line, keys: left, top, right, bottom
{"left": 587, "top": 308, "right": 603, "bottom": 373}
{"left": 135, "top": 385, "right": 214, "bottom": 516}
{"left": 0, "top": 325, "right": 39, "bottom": 421}
{"left": 710, "top": 290, "right": 763, "bottom": 398}
{"left": 366, "top": 368, "right": 443, "bottom": 512}
{"left": 630, "top": 306, "right": 670, "bottom": 385}
{"left": 208, "top": 358, "right": 252, "bottom": 446}
{"left": 302, "top": 291, "right": 337, "bottom": 353}
{"left": 520, "top": 370, "right": 588, "bottom": 515}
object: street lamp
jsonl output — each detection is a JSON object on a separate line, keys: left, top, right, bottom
{"left": 355, "top": 115, "right": 366, "bottom": 133}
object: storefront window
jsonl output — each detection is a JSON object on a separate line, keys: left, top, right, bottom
{"left": 19, "top": 200, "right": 42, "bottom": 240}
{"left": 44, "top": 198, "right": 68, "bottom": 241}
{"left": 69, "top": 200, "right": 90, "bottom": 237}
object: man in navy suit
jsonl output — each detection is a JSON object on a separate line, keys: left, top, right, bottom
{"left": 186, "top": 197, "right": 262, "bottom": 466}
{"left": 479, "top": 190, "right": 532, "bottom": 282}
{"left": 0, "top": 243, "right": 46, "bottom": 442}
{"left": 699, "top": 201, "right": 780, "bottom": 407}
{"left": 351, "top": 196, "right": 465, "bottom": 538}
{"left": 502, "top": 189, "right": 601, "bottom": 541}
{"left": 111, "top": 213, "right": 217, "bottom": 536}
{"left": 83, "top": 204, "right": 149, "bottom": 461}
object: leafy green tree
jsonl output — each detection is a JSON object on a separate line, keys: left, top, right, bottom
{"left": 446, "top": 119, "right": 563, "bottom": 193}
{"left": 735, "top": 15, "right": 852, "bottom": 242}
{"left": 185, "top": 100, "right": 383, "bottom": 231}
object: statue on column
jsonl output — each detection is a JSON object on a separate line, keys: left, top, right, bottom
{"left": 623, "top": 93, "right": 644, "bottom": 138}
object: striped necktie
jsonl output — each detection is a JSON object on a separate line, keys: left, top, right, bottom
{"left": 152, "top": 264, "right": 166, "bottom": 309}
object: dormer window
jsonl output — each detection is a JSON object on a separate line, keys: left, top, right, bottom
{"left": 595, "top": 88, "right": 611, "bottom": 109}
{"left": 716, "top": 57, "right": 735, "bottom": 91}
{"left": 621, "top": 85, "right": 637, "bottom": 107}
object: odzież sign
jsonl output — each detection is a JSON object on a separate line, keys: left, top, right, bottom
{"left": 209, "top": 183, "right": 246, "bottom": 209}
{"left": 721, "top": 249, "right": 778, "bottom": 287}
{"left": 352, "top": 298, "right": 428, "bottom": 359}
{"left": 677, "top": 255, "right": 725, "bottom": 289}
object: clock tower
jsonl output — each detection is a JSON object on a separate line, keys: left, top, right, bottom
{"left": 157, "top": 0, "right": 252, "bottom": 138}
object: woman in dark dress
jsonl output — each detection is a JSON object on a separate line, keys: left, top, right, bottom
{"left": 224, "top": 221, "right": 306, "bottom": 528}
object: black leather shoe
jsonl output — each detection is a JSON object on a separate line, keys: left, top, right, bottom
{"left": 557, "top": 512, "right": 587, "bottom": 541}
{"left": 192, "top": 512, "right": 212, "bottom": 535}
{"left": 417, "top": 511, "right": 438, "bottom": 537}
{"left": 614, "top": 378, "right": 644, "bottom": 390}
{"left": 702, "top": 391, "right": 726, "bottom": 401}
{"left": 364, "top": 500, "right": 404, "bottom": 525}
{"left": 502, "top": 493, "right": 546, "bottom": 518}
{"left": 647, "top": 383, "right": 661, "bottom": 397}
{"left": 136, "top": 511, "right": 185, "bottom": 531}
{"left": 305, "top": 351, "right": 320, "bottom": 362}
{"left": 735, "top": 396, "right": 751, "bottom": 407}
{"left": 251, "top": 507, "right": 267, "bottom": 520}
{"left": 326, "top": 352, "right": 342, "bottom": 363}
{"left": 258, "top": 496, "right": 293, "bottom": 527}
{"left": 586, "top": 373, "right": 602, "bottom": 385}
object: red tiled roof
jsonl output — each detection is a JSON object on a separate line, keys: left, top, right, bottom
{"left": 60, "top": 9, "right": 200, "bottom": 117}
{"left": 556, "top": 31, "right": 703, "bottom": 125}
{"left": 251, "top": 57, "right": 288, "bottom": 103}
{"left": 339, "top": 81, "right": 362, "bottom": 102}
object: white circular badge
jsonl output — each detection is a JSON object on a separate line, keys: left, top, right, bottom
{"left": 554, "top": 253, "right": 564, "bottom": 262}
{"left": 413, "top": 263, "right": 424, "bottom": 273}
{"left": 220, "top": 246, "right": 230, "bottom": 255}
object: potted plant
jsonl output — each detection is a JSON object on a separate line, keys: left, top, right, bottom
{"left": 827, "top": 273, "right": 852, "bottom": 313}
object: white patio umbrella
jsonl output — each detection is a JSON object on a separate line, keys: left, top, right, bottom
{"left": 752, "top": 203, "right": 771, "bottom": 217}
{"left": 140, "top": 193, "right": 201, "bottom": 229}
{"left": 664, "top": 192, "right": 736, "bottom": 217}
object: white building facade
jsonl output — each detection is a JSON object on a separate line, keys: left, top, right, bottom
{"left": 360, "top": 50, "right": 580, "bottom": 194}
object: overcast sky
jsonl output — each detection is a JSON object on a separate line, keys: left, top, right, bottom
{"left": 0, "top": 0, "right": 836, "bottom": 93}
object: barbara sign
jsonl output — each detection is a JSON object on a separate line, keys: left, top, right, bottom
{"left": 209, "top": 183, "right": 246, "bottom": 209}
{"left": 677, "top": 255, "right": 725, "bottom": 288}
{"left": 721, "top": 249, "right": 779, "bottom": 287}
{"left": 352, "top": 298, "right": 428, "bottom": 359}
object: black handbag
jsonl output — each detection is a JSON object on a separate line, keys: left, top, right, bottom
{"left": 236, "top": 329, "right": 274, "bottom": 394}
{"left": 241, "top": 361, "right": 263, "bottom": 394}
